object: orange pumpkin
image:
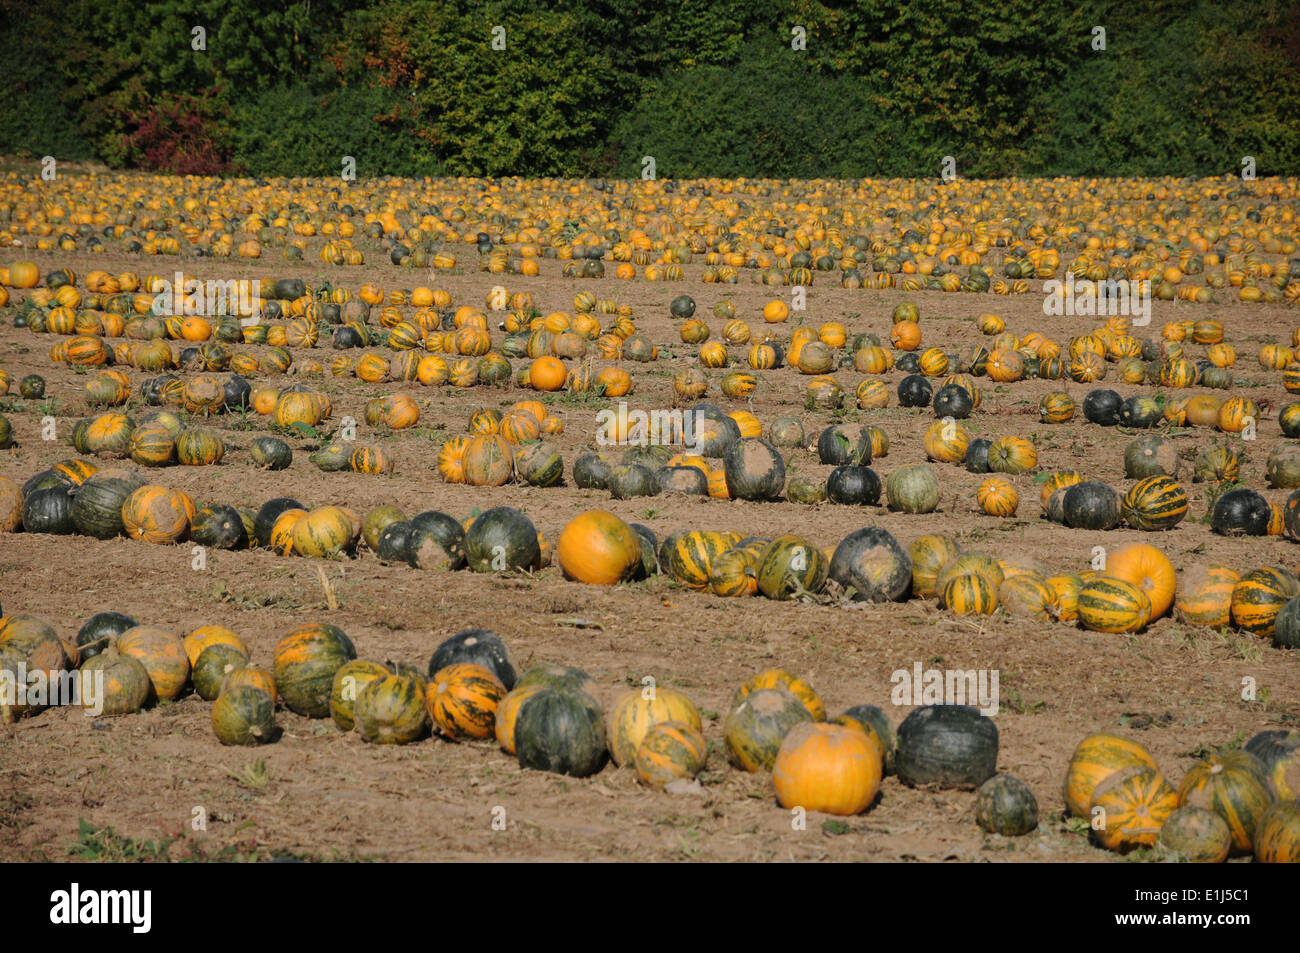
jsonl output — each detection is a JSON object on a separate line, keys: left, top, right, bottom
{"left": 556, "top": 510, "right": 643, "bottom": 586}
{"left": 1106, "top": 543, "right": 1177, "bottom": 619}
{"left": 772, "top": 723, "right": 883, "bottom": 815}
{"left": 116, "top": 626, "right": 190, "bottom": 702}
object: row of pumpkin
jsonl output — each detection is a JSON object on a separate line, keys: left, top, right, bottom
{"left": 2, "top": 608, "right": 1297, "bottom": 861}
{"left": 7, "top": 447, "right": 1300, "bottom": 647}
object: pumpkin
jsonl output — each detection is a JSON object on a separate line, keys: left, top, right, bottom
{"left": 732, "top": 669, "right": 824, "bottom": 721}
{"left": 407, "top": 511, "right": 468, "bottom": 572}
{"left": 756, "top": 534, "right": 827, "bottom": 600}
{"left": 1090, "top": 766, "right": 1179, "bottom": 852}
{"left": 976, "top": 775, "right": 1039, "bottom": 835}
{"left": 1231, "top": 567, "right": 1300, "bottom": 637}
{"left": 825, "top": 527, "right": 912, "bottom": 603}
{"left": 817, "top": 425, "right": 871, "bottom": 466}
{"left": 572, "top": 452, "right": 613, "bottom": 490}
{"left": 464, "top": 506, "right": 539, "bottom": 572}
{"left": 428, "top": 628, "right": 516, "bottom": 689}
{"left": 515, "top": 688, "right": 607, "bottom": 777}
{"left": 250, "top": 436, "right": 292, "bottom": 470}
{"left": 721, "top": 437, "right": 785, "bottom": 501}
{"left": 1254, "top": 800, "right": 1300, "bottom": 863}
{"left": 768, "top": 416, "right": 804, "bottom": 448}
{"left": 976, "top": 477, "right": 1018, "bottom": 517}
{"left": 1106, "top": 544, "right": 1177, "bottom": 619}
{"left": 1121, "top": 475, "right": 1188, "bottom": 531}
{"left": 998, "top": 574, "right": 1059, "bottom": 621}
{"left": 943, "top": 572, "right": 998, "bottom": 615}
{"left": 826, "top": 465, "right": 881, "bottom": 505}
{"left": 192, "top": 643, "right": 250, "bottom": 701}
{"left": 78, "top": 650, "right": 151, "bottom": 716}
{"left": 211, "top": 686, "right": 275, "bottom": 748}
{"left": 923, "top": 418, "right": 970, "bottom": 463}
{"left": 76, "top": 611, "right": 137, "bottom": 661}
{"left": 1193, "top": 444, "right": 1242, "bottom": 484}
{"left": 831, "top": 705, "right": 895, "bottom": 774}
{"left": 355, "top": 674, "right": 429, "bottom": 744}
{"left": 885, "top": 463, "right": 940, "bottom": 513}
{"left": 724, "top": 687, "right": 815, "bottom": 772}
{"left": 463, "top": 434, "right": 514, "bottom": 486}
{"left": 908, "top": 534, "right": 960, "bottom": 599}
{"left": 513, "top": 442, "right": 563, "bottom": 487}
{"left": 1038, "top": 392, "right": 1075, "bottom": 423}
{"left": 772, "top": 723, "right": 883, "bottom": 816}
{"left": 1211, "top": 488, "right": 1270, "bottom": 536}
{"left": 895, "top": 705, "right": 998, "bottom": 789}
{"left": 273, "top": 622, "right": 357, "bottom": 718}
{"left": 987, "top": 436, "right": 1037, "bottom": 475}
{"left": 1082, "top": 389, "right": 1122, "bottom": 425}
{"left": 1062, "top": 481, "right": 1120, "bottom": 530}
{"left": 69, "top": 473, "right": 142, "bottom": 539}
{"left": 426, "top": 663, "right": 506, "bottom": 740}
{"left": 116, "top": 626, "right": 189, "bottom": 702}
{"left": 635, "top": 720, "right": 708, "bottom": 787}
{"left": 1178, "top": 751, "right": 1275, "bottom": 855}
{"left": 22, "top": 485, "right": 76, "bottom": 535}
{"left": 1046, "top": 573, "right": 1084, "bottom": 621}
{"left": 932, "top": 383, "right": 973, "bottom": 419}
{"left": 1123, "top": 435, "right": 1177, "bottom": 480}
{"left": 223, "top": 665, "right": 277, "bottom": 706}
{"left": 491, "top": 686, "right": 543, "bottom": 748}
{"left": 709, "top": 548, "right": 758, "bottom": 596}
{"left": 897, "top": 374, "right": 933, "bottom": 407}
{"left": 1158, "top": 805, "right": 1232, "bottom": 863}
{"left": 662, "top": 530, "right": 730, "bottom": 589}
{"left": 608, "top": 463, "right": 658, "bottom": 499}
{"left": 290, "top": 505, "right": 357, "bottom": 558}
{"left": 1077, "top": 576, "right": 1151, "bottom": 633}
{"left": 329, "top": 660, "right": 390, "bottom": 731}
{"left": 121, "top": 485, "right": 193, "bottom": 544}
{"left": 1174, "top": 564, "right": 1239, "bottom": 628}
{"left": 607, "top": 687, "right": 702, "bottom": 766}
{"left": 1063, "top": 733, "right": 1158, "bottom": 818}
{"left": 190, "top": 504, "right": 248, "bottom": 549}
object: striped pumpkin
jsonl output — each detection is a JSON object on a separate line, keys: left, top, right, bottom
{"left": 1178, "top": 752, "right": 1275, "bottom": 855}
{"left": 664, "top": 530, "right": 732, "bottom": 589}
{"left": 976, "top": 477, "right": 1018, "bottom": 517}
{"left": 724, "top": 687, "right": 814, "bottom": 773}
{"left": 426, "top": 663, "right": 506, "bottom": 741}
{"left": 355, "top": 674, "right": 428, "bottom": 745}
{"left": 943, "top": 572, "right": 998, "bottom": 615}
{"left": 1254, "top": 800, "right": 1300, "bottom": 863}
{"left": 606, "top": 687, "right": 702, "bottom": 766}
{"left": 731, "top": 669, "right": 825, "bottom": 721}
{"left": 1045, "top": 573, "right": 1084, "bottom": 622}
{"left": 635, "top": 720, "right": 708, "bottom": 787}
{"left": 1038, "top": 392, "right": 1075, "bottom": 423}
{"left": 909, "top": 534, "right": 961, "bottom": 598}
{"left": 1174, "top": 564, "right": 1239, "bottom": 628}
{"left": 1230, "top": 566, "right": 1300, "bottom": 637}
{"left": 1077, "top": 576, "right": 1151, "bottom": 633}
{"left": 1064, "top": 734, "right": 1159, "bottom": 818}
{"left": 1090, "top": 766, "right": 1179, "bottom": 852}
{"left": 998, "top": 574, "right": 1059, "bottom": 621}
{"left": 1121, "top": 475, "right": 1188, "bottom": 531}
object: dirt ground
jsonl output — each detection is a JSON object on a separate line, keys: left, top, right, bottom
{"left": 2, "top": 233, "right": 1298, "bottom": 863}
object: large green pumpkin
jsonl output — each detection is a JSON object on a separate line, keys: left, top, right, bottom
{"left": 1123, "top": 435, "right": 1177, "bottom": 479}
{"left": 724, "top": 687, "right": 813, "bottom": 772}
{"left": 756, "top": 534, "right": 827, "bottom": 600}
{"left": 896, "top": 704, "right": 998, "bottom": 789}
{"left": 70, "top": 473, "right": 143, "bottom": 539}
{"left": 464, "top": 506, "right": 539, "bottom": 572}
{"left": 515, "top": 689, "right": 607, "bottom": 777}
{"left": 1062, "top": 481, "right": 1120, "bottom": 530}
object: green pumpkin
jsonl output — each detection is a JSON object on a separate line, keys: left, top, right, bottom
{"left": 211, "top": 686, "right": 276, "bottom": 745}
{"left": 515, "top": 689, "right": 607, "bottom": 777}
{"left": 69, "top": 473, "right": 143, "bottom": 539}
{"left": 756, "top": 534, "right": 827, "bottom": 600}
{"left": 75, "top": 611, "right": 137, "bottom": 661}
{"left": 193, "top": 643, "right": 250, "bottom": 701}
{"left": 885, "top": 463, "right": 940, "bottom": 514}
{"left": 976, "top": 774, "right": 1039, "bottom": 835}
{"left": 191, "top": 504, "right": 249, "bottom": 549}
{"left": 251, "top": 436, "right": 293, "bottom": 471}
{"left": 464, "top": 506, "right": 539, "bottom": 572}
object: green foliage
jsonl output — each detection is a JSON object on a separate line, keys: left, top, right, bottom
{"left": 0, "top": 0, "right": 1297, "bottom": 177}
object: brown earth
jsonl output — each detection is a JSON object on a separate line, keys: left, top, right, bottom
{"left": 1, "top": 243, "right": 1298, "bottom": 863}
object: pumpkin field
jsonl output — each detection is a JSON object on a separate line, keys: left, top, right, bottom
{"left": 1, "top": 167, "right": 1300, "bottom": 865}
